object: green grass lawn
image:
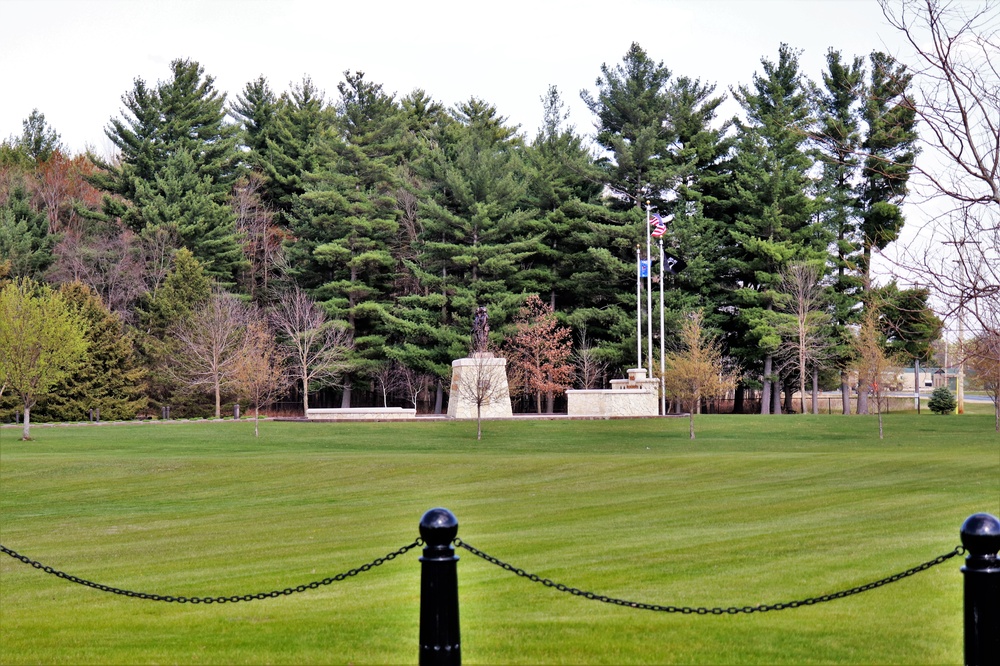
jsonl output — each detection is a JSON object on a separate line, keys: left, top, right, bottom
{"left": 1, "top": 413, "right": 997, "bottom": 665}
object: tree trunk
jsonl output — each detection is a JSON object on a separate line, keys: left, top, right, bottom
{"left": 254, "top": 406, "right": 260, "bottom": 438}
{"left": 689, "top": 411, "right": 695, "bottom": 440}
{"left": 733, "top": 384, "right": 745, "bottom": 414}
{"left": 783, "top": 378, "right": 793, "bottom": 414}
{"left": 857, "top": 381, "right": 869, "bottom": 415}
{"left": 341, "top": 383, "right": 352, "bottom": 409}
{"left": 761, "top": 356, "right": 772, "bottom": 415}
{"left": 301, "top": 376, "right": 310, "bottom": 417}
{"left": 476, "top": 404, "right": 482, "bottom": 441}
{"left": 434, "top": 379, "right": 443, "bottom": 415}
{"left": 21, "top": 402, "right": 31, "bottom": 441}
{"left": 811, "top": 367, "right": 819, "bottom": 415}
{"left": 772, "top": 375, "right": 782, "bottom": 415}
{"left": 841, "top": 371, "right": 852, "bottom": 415}
{"left": 545, "top": 391, "right": 554, "bottom": 414}
{"left": 215, "top": 380, "right": 222, "bottom": 419}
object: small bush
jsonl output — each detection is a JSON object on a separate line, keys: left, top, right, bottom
{"left": 928, "top": 387, "right": 957, "bottom": 414}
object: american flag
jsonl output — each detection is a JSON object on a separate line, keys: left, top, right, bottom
{"left": 650, "top": 212, "right": 667, "bottom": 238}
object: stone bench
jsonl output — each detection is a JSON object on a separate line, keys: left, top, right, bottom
{"left": 305, "top": 407, "right": 417, "bottom": 421}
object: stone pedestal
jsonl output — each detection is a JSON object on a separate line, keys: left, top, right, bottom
{"left": 566, "top": 367, "right": 659, "bottom": 417}
{"left": 447, "top": 353, "right": 513, "bottom": 419}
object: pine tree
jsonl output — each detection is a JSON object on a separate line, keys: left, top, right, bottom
{"left": 727, "top": 44, "right": 827, "bottom": 414}
{"left": 287, "top": 72, "right": 405, "bottom": 405}
{"left": 0, "top": 186, "right": 56, "bottom": 279}
{"left": 259, "top": 77, "right": 333, "bottom": 221}
{"left": 412, "top": 98, "right": 540, "bottom": 352}
{"left": 581, "top": 42, "right": 676, "bottom": 210}
{"left": 231, "top": 75, "right": 280, "bottom": 171}
{"left": 812, "top": 49, "right": 917, "bottom": 413}
{"left": 91, "top": 59, "right": 244, "bottom": 283}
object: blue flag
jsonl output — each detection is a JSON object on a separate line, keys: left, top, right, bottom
{"left": 640, "top": 260, "right": 650, "bottom": 278}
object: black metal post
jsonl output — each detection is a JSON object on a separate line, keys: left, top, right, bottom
{"left": 419, "top": 508, "right": 460, "bottom": 666}
{"left": 961, "top": 513, "right": 1000, "bottom": 666}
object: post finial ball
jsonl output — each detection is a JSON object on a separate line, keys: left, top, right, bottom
{"left": 960, "top": 513, "right": 1000, "bottom": 556}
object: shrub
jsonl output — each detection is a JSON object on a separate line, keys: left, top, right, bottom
{"left": 928, "top": 386, "right": 957, "bottom": 414}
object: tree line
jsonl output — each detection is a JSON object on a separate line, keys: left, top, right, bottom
{"left": 0, "top": 35, "right": 964, "bottom": 431}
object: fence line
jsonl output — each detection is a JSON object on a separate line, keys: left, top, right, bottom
{"left": 0, "top": 541, "right": 420, "bottom": 604}
{"left": 2, "top": 510, "right": 998, "bottom": 666}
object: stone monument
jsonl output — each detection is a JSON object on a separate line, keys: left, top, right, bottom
{"left": 447, "top": 306, "right": 513, "bottom": 419}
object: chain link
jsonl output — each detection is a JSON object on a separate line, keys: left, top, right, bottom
{"left": 0, "top": 540, "right": 422, "bottom": 604}
{"left": 454, "top": 539, "right": 964, "bottom": 615}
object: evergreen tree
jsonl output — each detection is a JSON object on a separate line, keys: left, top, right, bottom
{"left": 813, "top": 48, "right": 866, "bottom": 412}
{"left": 877, "top": 283, "right": 942, "bottom": 364}
{"left": 858, "top": 52, "right": 917, "bottom": 277}
{"left": 33, "top": 282, "right": 147, "bottom": 422}
{"left": 522, "top": 86, "right": 605, "bottom": 313}
{"left": 133, "top": 147, "right": 244, "bottom": 283}
{"left": 230, "top": 75, "right": 280, "bottom": 170}
{"left": 414, "top": 98, "right": 540, "bottom": 333}
{"left": 727, "top": 44, "right": 827, "bottom": 414}
{"left": 259, "top": 77, "right": 333, "bottom": 221}
{"left": 137, "top": 248, "right": 212, "bottom": 411}
{"left": 17, "top": 109, "right": 63, "bottom": 162}
{"left": 0, "top": 186, "right": 56, "bottom": 279}
{"left": 286, "top": 72, "right": 405, "bottom": 405}
{"left": 91, "top": 59, "right": 243, "bottom": 283}
{"left": 812, "top": 49, "right": 917, "bottom": 413}
{"left": 581, "top": 42, "right": 676, "bottom": 210}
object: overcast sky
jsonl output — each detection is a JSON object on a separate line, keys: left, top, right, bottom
{"left": 1, "top": 0, "right": 910, "bottom": 154}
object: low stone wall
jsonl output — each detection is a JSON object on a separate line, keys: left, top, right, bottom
{"left": 306, "top": 407, "right": 417, "bottom": 421}
{"left": 565, "top": 389, "right": 658, "bottom": 417}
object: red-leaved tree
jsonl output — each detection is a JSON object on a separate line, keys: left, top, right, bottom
{"left": 506, "top": 294, "right": 574, "bottom": 414}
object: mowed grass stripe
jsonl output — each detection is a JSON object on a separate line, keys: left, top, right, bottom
{"left": 0, "top": 414, "right": 996, "bottom": 664}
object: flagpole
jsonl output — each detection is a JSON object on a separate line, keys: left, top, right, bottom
{"left": 659, "top": 238, "right": 666, "bottom": 416}
{"left": 645, "top": 202, "right": 653, "bottom": 372}
{"left": 636, "top": 244, "right": 642, "bottom": 369}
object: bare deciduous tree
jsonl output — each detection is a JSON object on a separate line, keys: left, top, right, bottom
{"left": 395, "top": 362, "right": 432, "bottom": 410}
{"left": 662, "top": 312, "right": 736, "bottom": 440}
{"left": 232, "top": 174, "right": 288, "bottom": 300}
{"left": 879, "top": 0, "right": 999, "bottom": 340}
{"left": 967, "top": 331, "right": 1000, "bottom": 431}
{"left": 230, "top": 319, "right": 290, "bottom": 437}
{"left": 169, "top": 288, "right": 251, "bottom": 419}
{"left": 572, "top": 328, "right": 609, "bottom": 390}
{"left": 852, "top": 302, "right": 900, "bottom": 439}
{"left": 451, "top": 341, "right": 511, "bottom": 441}
{"left": 776, "top": 262, "right": 833, "bottom": 414}
{"left": 269, "top": 286, "right": 352, "bottom": 416}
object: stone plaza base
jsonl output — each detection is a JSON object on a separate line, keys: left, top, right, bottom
{"left": 566, "top": 368, "right": 659, "bottom": 417}
{"left": 447, "top": 354, "right": 513, "bottom": 419}
{"left": 306, "top": 407, "right": 417, "bottom": 421}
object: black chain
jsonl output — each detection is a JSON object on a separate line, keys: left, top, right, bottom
{"left": 0, "top": 540, "right": 422, "bottom": 604}
{"left": 455, "top": 539, "right": 964, "bottom": 615}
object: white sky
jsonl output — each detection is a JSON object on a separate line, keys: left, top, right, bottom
{"left": 1, "top": 0, "right": 909, "bottom": 154}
